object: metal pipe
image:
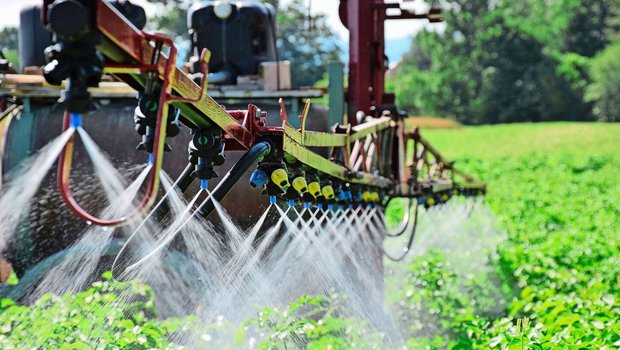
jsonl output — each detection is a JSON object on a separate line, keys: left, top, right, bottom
{"left": 197, "top": 141, "right": 272, "bottom": 218}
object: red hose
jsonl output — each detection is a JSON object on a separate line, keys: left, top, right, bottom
{"left": 57, "top": 33, "right": 178, "bottom": 227}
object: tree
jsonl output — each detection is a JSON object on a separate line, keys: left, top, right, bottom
{"left": 0, "top": 27, "right": 19, "bottom": 68}
{"left": 388, "top": 0, "right": 618, "bottom": 124}
{"left": 276, "top": 0, "right": 341, "bottom": 87}
{"left": 0, "top": 27, "right": 18, "bottom": 50}
{"left": 585, "top": 40, "right": 620, "bottom": 121}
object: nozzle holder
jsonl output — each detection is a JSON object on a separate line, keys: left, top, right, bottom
{"left": 43, "top": 1, "right": 103, "bottom": 114}
{"left": 188, "top": 127, "right": 226, "bottom": 181}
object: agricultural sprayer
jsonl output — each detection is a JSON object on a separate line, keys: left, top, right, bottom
{"left": 0, "top": 0, "right": 485, "bottom": 296}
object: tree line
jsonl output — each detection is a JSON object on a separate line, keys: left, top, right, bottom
{"left": 388, "top": 0, "right": 620, "bottom": 123}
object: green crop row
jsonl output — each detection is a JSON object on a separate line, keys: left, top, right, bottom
{"left": 405, "top": 123, "right": 620, "bottom": 348}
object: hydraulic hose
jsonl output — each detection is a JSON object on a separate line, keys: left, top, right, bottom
{"left": 383, "top": 198, "right": 412, "bottom": 237}
{"left": 383, "top": 200, "right": 420, "bottom": 262}
{"left": 197, "top": 141, "right": 272, "bottom": 218}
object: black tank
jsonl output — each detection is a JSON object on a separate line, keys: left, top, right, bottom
{"left": 188, "top": 1, "right": 277, "bottom": 84}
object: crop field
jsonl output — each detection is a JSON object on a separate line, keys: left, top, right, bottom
{"left": 418, "top": 122, "right": 620, "bottom": 348}
{"left": 1, "top": 122, "right": 618, "bottom": 349}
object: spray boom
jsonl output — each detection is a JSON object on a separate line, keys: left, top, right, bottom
{"left": 37, "top": 0, "right": 484, "bottom": 229}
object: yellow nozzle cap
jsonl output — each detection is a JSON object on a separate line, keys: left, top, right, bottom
{"left": 270, "top": 168, "right": 289, "bottom": 188}
{"left": 362, "top": 191, "right": 372, "bottom": 202}
{"left": 292, "top": 176, "right": 308, "bottom": 194}
{"left": 426, "top": 197, "right": 435, "bottom": 206}
{"left": 321, "top": 185, "right": 335, "bottom": 200}
{"left": 371, "top": 192, "right": 380, "bottom": 202}
{"left": 308, "top": 181, "right": 321, "bottom": 197}
{"left": 442, "top": 194, "right": 449, "bottom": 201}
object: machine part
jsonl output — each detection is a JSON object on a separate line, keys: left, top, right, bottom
{"left": 33, "top": 0, "right": 485, "bottom": 229}
{"left": 54, "top": 31, "right": 180, "bottom": 226}
{"left": 321, "top": 185, "right": 335, "bottom": 200}
{"left": 197, "top": 141, "right": 272, "bottom": 218}
{"left": 249, "top": 168, "right": 268, "bottom": 188}
{"left": 187, "top": 0, "right": 277, "bottom": 83}
{"left": 383, "top": 201, "right": 420, "bottom": 262}
{"left": 270, "top": 168, "right": 289, "bottom": 188}
{"left": 383, "top": 198, "right": 412, "bottom": 237}
{"left": 188, "top": 128, "right": 226, "bottom": 181}
{"left": 19, "top": 6, "right": 53, "bottom": 72}
{"left": 307, "top": 180, "right": 321, "bottom": 198}
{"left": 108, "top": 0, "right": 147, "bottom": 30}
{"left": 291, "top": 176, "right": 308, "bottom": 194}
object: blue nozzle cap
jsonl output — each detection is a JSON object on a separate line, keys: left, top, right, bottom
{"left": 304, "top": 202, "right": 310, "bottom": 209}
{"left": 338, "top": 205, "right": 343, "bottom": 211}
{"left": 269, "top": 196, "right": 277, "bottom": 205}
{"left": 418, "top": 197, "right": 425, "bottom": 205}
{"left": 249, "top": 169, "right": 268, "bottom": 188}
{"left": 288, "top": 199, "right": 295, "bottom": 207}
{"left": 348, "top": 204, "right": 353, "bottom": 209}
{"left": 318, "top": 203, "right": 323, "bottom": 210}
{"left": 70, "top": 113, "right": 82, "bottom": 128}
{"left": 200, "top": 179, "right": 208, "bottom": 190}
{"left": 148, "top": 153, "right": 154, "bottom": 165}
{"left": 327, "top": 204, "right": 333, "bottom": 211}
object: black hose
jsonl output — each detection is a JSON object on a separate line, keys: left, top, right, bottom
{"left": 383, "top": 198, "right": 412, "bottom": 237}
{"left": 150, "top": 162, "right": 195, "bottom": 222}
{"left": 383, "top": 201, "right": 420, "bottom": 262}
{"left": 197, "top": 141, "right": 272, "bottom": 218}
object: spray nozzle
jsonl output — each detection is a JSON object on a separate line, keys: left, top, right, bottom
{"left": 70, "top": 113, "right": 82, "bottom": 128}
{"left": 291, "top": 176, "right": 308, "bottom": 194}
{"left": 307, "top": 181, "right": 321, "bottom": 198}
{"left": 249, "top": 168, "right": 268, "bottom": 188}
{"left": 201, "top": 179, "right": 209, "bottom": 190}
{"left": 269, "top": 195, "right": 277, "bottom": 205}
{"left": 362, "top": 191, "right": 372, "bottom": 202}
{"left": 270, "top": 168, "right": 290, "bottom": 188}
{"left": 321, "top": 185, "right": 335, "bottom": 200}
{"left": 288, "top": 199, "right": 295, "bottom": 207}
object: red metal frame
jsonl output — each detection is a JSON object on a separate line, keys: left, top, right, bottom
{"left": 39, "top": 0, "right": 481, "bottom": 227}
{"left": 340, "top": 0, "right": 442, "bottom": 119}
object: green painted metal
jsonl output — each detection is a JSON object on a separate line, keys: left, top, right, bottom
{"left": 328, "top": 61, "right": 345, "bottom": 127}
{"left": 5, "top": 98, "right": 35, "bottom": 174}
